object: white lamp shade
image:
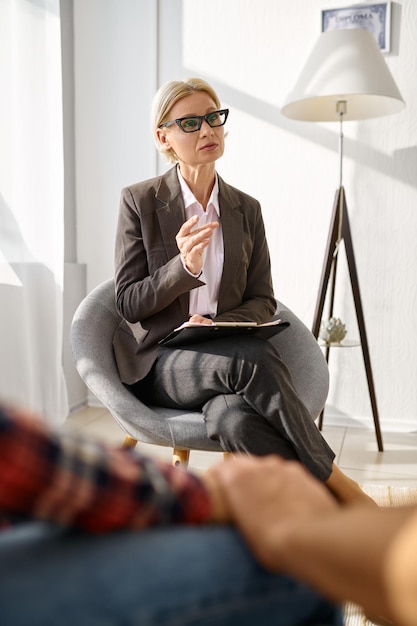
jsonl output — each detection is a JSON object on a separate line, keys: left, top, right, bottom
{"left": 282, "top": 28, "right": 405, "bottom": 122}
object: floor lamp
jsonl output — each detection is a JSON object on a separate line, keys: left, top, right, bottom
{"left": 282, "top": 28, "right": 405, "bottom": 451}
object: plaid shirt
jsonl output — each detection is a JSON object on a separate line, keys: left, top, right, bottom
{"left": 0, "top": 403, "right": 211, "bottom": 532}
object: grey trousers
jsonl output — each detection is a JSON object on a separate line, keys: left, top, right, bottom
{"left": 135, "top": 335, "right": 335, "bottom": 481}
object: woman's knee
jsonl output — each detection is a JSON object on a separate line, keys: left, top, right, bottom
{"left": 203, "top": 394, "right": 299, "bottom": 459}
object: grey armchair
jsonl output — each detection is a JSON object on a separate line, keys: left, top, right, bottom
{"left": 70, "top": 278, "right": 329, "bottom": 467}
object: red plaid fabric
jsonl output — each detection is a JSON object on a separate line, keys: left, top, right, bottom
{"left": 0, "top": 403, "right": 211, "bottom": 532}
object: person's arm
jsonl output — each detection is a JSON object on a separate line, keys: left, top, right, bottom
{"left": 114, "top": 186, "right": 201, "bottom": 324}
{"left": 0, "top": 403, "right": 229, "bottom": 532}
{"left": 280, "top": 505, "right": 412, "bottom": 623}
{"left": 209, "top": 455, "right": 416, "bottom": 623}
{"left": 385, "top": 508, "right": 417, "bottom": 626}
{"left": 115, "top": 186, "right": 217, "bottom": 326}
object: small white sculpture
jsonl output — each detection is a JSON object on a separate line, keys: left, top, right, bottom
{"left": 319, "top": 317, "right": 347, "bottom": 344}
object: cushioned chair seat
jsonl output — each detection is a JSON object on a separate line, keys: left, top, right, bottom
{"left": 71, "top": 278, "right": 329, "bottom": 462}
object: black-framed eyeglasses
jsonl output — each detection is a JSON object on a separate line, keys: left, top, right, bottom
{"left": 159, "top": 109, "right": 229, "bottom": 133}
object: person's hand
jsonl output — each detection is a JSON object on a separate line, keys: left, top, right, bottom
{"left": 200, "top": 471, "right": 232, "bottom": 524}
{"left": 207, "top": 455, "right": 339, "bottom": 570}
{"left": 188, "top": 314, "right": 213, "bottom": 325}
{"left": 176, "top": 215, "right": 219, "bottom": 275}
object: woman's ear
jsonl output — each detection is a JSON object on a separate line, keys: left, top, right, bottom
{"left": 156, "top": 128, "right": 171, "bottom": 151}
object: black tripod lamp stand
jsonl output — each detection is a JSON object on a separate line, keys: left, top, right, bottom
{"left": 282, "top": 28, "right": 405, "bottom": 452}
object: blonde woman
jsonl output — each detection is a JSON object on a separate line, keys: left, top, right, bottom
{"left": 114, "top": 78, "right": 372, "bottom": 506}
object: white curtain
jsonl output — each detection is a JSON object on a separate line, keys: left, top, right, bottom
{"left": 0, "top": 0, "right": 68, "bottom": 424}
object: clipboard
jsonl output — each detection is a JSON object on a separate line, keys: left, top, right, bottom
{"left": 159, "top": 319, "right": 290, "bottom": 348}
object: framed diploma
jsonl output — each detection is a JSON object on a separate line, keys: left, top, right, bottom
{"left": 322, "top": 3, "right": 391, "bottom": 52}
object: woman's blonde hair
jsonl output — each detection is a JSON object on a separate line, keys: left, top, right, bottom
{"left": 151, "top": 78, "right": 221, "bottom": 163}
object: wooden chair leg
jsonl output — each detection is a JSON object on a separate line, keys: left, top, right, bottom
{"left": 122, "top": 435, "right": 138, "bottom": 449}
{"left": 124, "top": 441, "right": 229, "bottom": 468}
{"left": 173, "top": 448, "right": 190, "bottom": 468}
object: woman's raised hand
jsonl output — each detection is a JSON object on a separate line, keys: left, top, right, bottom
{"left": 176, "top": 215, "right": 219, "bottom": 275}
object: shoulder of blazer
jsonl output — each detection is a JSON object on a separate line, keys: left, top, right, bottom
{"left": 123, "top": 166, "right": 182, "bottom": 208}
{"left": 218, "top": 175, "right": 260, "bottom": 211}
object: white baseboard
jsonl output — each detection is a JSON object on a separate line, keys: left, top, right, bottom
{"left": 64, "top": 262, "right": 87, "bottom": 412}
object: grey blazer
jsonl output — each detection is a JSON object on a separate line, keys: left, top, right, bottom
{"left": 113, "top": 166, "right": 276, "bottom": 384}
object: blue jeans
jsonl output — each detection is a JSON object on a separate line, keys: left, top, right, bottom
{"left": 0, "top": 522, "right": 343, "bottom": 626}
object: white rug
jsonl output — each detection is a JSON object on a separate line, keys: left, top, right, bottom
{"left": 344, "top": 484, "right": 417, "bottom": 626}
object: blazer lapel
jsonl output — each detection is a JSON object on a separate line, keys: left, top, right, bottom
{"left": 155, "top": 167, "right": 185, "bottom": 260}
{"left": 217, "top": 177, "right": 244, "bottom": 309}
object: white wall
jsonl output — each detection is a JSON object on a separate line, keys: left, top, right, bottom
{"left": 73, "top": 0, "right": 158, "bottom": 291}
{"left": 71, "top": 0, "right": 417, "bottom": 429}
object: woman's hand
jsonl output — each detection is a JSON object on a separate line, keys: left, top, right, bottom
{"left": 176, "top": 215, "right": 219, "bottom": 275}
{"left": 188, "top": 314, "right": 213, "bottom": 325}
